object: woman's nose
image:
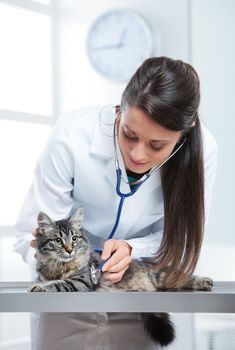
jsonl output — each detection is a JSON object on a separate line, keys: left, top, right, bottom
{"left": 130, "top": 143, "right": 147, "bottom": 161}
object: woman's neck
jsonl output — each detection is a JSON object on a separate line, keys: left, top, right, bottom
{"left": 126, "top": 168, "right": 150, "bottom": 180}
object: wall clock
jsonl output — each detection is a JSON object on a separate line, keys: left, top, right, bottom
{"left": 87, "top": 9, "right": 154, "bottom": 83}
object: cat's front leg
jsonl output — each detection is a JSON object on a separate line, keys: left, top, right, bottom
{"left": 29, "top": 280, "right": 67, "bottom": 292}
{"left": 30, "top": 284, "right": 48, "bottom": 292}
{"left": 29, "top": 278, "right": 94, "bottom": 292}
{"left": 182, "top": 275, "right": 213, "bottom": 291}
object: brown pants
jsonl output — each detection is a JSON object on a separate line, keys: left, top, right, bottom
{"left": 31, "top": 313, "right": 159, "bottom": 350}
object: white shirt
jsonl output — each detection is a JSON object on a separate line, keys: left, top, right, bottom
{"left": 14, "top": 105, "right": 217, "bottom": 272}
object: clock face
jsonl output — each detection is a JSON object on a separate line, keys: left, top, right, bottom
{"left": 87, "top": 10, "right": 153, "bottom": 82}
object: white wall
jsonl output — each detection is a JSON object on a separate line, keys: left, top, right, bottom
{"left": 58, "top": 0, "right": 190, "bottom": 112}
{"left": 192, "top": 0, "right": 235, "bottom": 281}
{"left": 191, "top": 0, "right": 235, "bottom": 246}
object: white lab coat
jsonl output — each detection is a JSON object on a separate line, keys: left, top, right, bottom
{"left": 14, "top": 105, "right": 217, "bottom": 350}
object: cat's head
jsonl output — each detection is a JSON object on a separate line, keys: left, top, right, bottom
{"left": 36, "top": 208, "right": 90, "bottom": 262}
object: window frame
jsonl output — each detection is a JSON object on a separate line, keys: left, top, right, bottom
{"left": 0, "top": 0, "right": 59, "bottom": 236}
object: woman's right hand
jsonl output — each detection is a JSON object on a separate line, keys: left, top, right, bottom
{"left": 30, "top": 228, "right": 38, "bottom": 259}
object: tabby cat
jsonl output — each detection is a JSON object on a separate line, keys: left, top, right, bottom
{"left": 30, "top": 208, "right": 213, "bottom": 347}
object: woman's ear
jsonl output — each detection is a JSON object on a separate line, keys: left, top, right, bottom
{"left": 115, "top": 105, "right": 121, "bottom": 114}
{"left": 115, "top": 106, "right": 122, "bottom": 122}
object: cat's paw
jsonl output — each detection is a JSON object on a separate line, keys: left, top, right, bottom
{"left": 201, "top": 277, "right": 213, "bottom": 291}
{"left": 29, "top": 284, "right": 47, "bottom": 292}
{"left": 196, "top": 277, "right": 213, "bottom": 291}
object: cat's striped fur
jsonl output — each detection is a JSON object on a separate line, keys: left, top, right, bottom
{"left": 30, "top": 208, "right": 213, "bottom": 346}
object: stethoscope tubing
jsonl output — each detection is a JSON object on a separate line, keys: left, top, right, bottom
{"left": 94, "top": 110, "right": 186, "bottom": 271}
{"left": 107, "top": 167, "right": 150, "bottom": 240}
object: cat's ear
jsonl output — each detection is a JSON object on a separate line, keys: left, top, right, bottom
{"left": 37, "top": 212, "right": 54, "bottom": 228}
{"left": 69, "top": 208, "right": 84, "bottom": 228}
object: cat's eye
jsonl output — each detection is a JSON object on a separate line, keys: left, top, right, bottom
{"left": 72, "top": 236, "right": 78, "bottom": 243}
{"left": 55, "top": 238, "right": 63, "bottom": 245}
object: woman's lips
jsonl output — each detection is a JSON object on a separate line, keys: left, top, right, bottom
{"left": 128, "top": 155, "right": 149, "bottom": 167}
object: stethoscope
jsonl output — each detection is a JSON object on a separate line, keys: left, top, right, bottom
{"left": 90, "top": 109, "right": 186, "bottom": 284}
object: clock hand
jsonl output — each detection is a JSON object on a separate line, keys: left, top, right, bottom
{"left": 93, "top": 43, "right": 124, "bottom": 51}
{"left": 117, "top": 28, "right": 127, "bottom": 47}
{"left": 93, "top": 29, "right": 127, "bottom": 52}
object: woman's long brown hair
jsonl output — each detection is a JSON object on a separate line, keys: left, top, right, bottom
{"left": 121, "top": 57, "right": 204, "bottom": 288}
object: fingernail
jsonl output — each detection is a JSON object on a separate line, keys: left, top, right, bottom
{"left": 100, "top": 260, "right": 107, "bottom": 272}
{"left": 102, "top": 266, "right": 107, "bottom": 272}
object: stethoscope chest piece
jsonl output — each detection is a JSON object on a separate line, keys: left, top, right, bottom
{"left": 90, "top": 263, "right": 101, "bottom": 285}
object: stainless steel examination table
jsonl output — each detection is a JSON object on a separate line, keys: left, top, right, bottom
{"left": 0, "top": 281, "right": 235, "bottom": 313}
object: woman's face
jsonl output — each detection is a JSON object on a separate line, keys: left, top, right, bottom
{"left": 117, "top": 107, "right": 181, "bottom": 174}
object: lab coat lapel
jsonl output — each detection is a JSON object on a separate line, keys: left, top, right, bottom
{"left": 129, "top": 170, "right": 162, "bottom": 212}
{"left": 90, "top": 105, "right": 130, "bottom": 192}
{"left": 104, "top": 139, "right": 162, "bottom": 239}
{"left": 111, "top": 124, "right": 162, "bottom": 230}
{"left": 109, "top": 167, "right": 162, "bottom": 239}
{"left": 90, "top": 105, "right": 115, "bottom": 159}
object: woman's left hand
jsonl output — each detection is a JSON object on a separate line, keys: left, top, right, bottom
{"left": 101, "top": 239, "right": 132, "bottom": 283}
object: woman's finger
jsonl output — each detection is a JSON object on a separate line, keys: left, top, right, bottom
{"left": 102, "top": 249, "right": 128, "bottom": 272}
{"left": 101, "top": 239, "right": 116, "bottom": 260}
{"left": 103, "top": 266, "right": 129, "bottom": 283}
{"left": 102, "top": 239, "right": 131, "bottom": 260}
{"left": 32, "top": 228, "right": 38, "bottom": 237}
{"left": 102, "top": 241, "right": 131, "bottom": 272}
{"left": 30, "top": 239, "right": 37, "bottom": 249}
{"left": 107, "top": 255, "right": 132, "bottom": 273}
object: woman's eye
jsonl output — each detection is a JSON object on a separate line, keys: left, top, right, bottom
{"left": 123, "top": 129, "right": 137, "bottom": 141}
{"left": 72, "top": 236, "right": 78, "bottom": 243}
{"left": 151, "top": 145, "right": 163, "bottom": 152}
{"left": 122, "top": 126, "right": 164, "bottom": 152}
{"left": 55, "top": 238, "right": 62, "bottom": 244}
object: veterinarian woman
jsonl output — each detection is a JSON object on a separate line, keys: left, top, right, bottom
{"left": 14, "top": 56, "right": 217, "bottom": 350}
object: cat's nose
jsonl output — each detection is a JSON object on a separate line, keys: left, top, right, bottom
{"left": 65, "top": 246, "right": 73, "bottom": 254}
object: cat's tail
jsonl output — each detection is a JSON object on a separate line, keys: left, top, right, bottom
{"left": 142, "top": 312, "right": 175, "bottom": 346}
